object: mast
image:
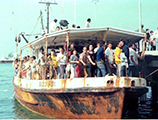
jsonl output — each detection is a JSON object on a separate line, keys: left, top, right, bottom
{"left": 138, "top": 0, "right": 142, "bottom": 32}
{"left": 40, "top": 10, "right": 44, "bottom": 30}
{"left": 92, "top": 0, "right": 99, "bottom": 27}
{"left": 39, "top": 1, "right": 57, "bottom": 33}
{"left": 74, "top": 0, "right": 76, "bottom": 24}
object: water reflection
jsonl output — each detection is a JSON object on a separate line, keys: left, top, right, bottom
{"left": 12, "top": 98, "right": 48, "bottom": 119}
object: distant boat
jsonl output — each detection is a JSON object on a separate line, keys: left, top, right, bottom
{"left": 0, "top": 56, "right": 14, "bottom": 63}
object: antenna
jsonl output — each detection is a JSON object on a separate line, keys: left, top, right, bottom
{"left": 138, "top": 0, "right": 142, "bottom": 33}
{"left": 74, "top": 0, "right": 76, "bottom": 24}
{"left": 92, "top": 0, "right": 99, "bottom": 27}
{"left": 39, "top": 0, "right": 57, "bottom": 33}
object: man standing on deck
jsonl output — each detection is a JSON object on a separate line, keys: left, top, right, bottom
{"left": 154, "top": 27, "right": 158, "bottom": 51}
{"left": 137, "top": 25, "right": 145, "bottom": 52}
{"left": 50, "top": 19, "right": 58, "bottom": 32}
{"left": 114, "top": 42, "right": 122, "bottom": 76}
{"left": 38, "top": 47, "right": 45, "bottom": 65}
{"left": 146, "top": 29, "right": 151, "bottom": 51}
{"left": 72, "top": 24, "right": 76, "bottom": 28}
{"left": 136, "top": 24, "right": 146, "bottom": 33}
{"left": 96, "top": 42, "right": 106, "bottom": 77}
{"left": 129, "top": 43, "right": 144, "bottom": 77}
{"left": 57, "top": 47, "right": 67, "bottom": 79}
{"left": 85, "top": 18, "right": 91, "bottom": 28}
{"left": 104, "top": 42, "right": 113, "bottom": 75}
{"left": 119, "top": 39, "right": 130, "bottom": 76}
{"left": 80, "top": 47, "right": 88, "bottom": 77}
{"left": 38, "top": 47, "right": 45, "bottom": 79}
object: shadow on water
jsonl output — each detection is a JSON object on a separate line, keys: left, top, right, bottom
{"left": 12, "top": 98, "right": 48, "bottom": 119}
{"left": 123, "top": 86, "right": 158, "bottom": 119}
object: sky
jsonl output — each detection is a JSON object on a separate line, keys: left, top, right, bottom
{"left": 0, "top": 0, "right": 158, "bottom": 58}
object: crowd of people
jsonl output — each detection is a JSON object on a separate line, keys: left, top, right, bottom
{"left": 137, "top": 25, "right": 158, "bottom": 51}
{"left": 13, "top": 39, "right": 145, "bottom": 80}
{"left": 48, "top": 18, "right": 91, "bottom": 33}
{"left": 13, "top": 21, "right": 158, "bottom": 80}
{"left": 48, "top": 18, "right": 158, "bottom": 52}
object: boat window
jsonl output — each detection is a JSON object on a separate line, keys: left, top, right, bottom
{"left": 131, "top": 80, "right": 135, "bottom": 86}
{"left": 107, "top": 80, "right": 114, "bottom": 87}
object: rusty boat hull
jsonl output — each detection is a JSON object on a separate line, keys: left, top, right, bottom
{"left": 13, "top": 76, "right": 148, "bottom": 119}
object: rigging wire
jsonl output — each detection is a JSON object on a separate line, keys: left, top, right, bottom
{"left": 62, "top": 0, "right": 64, "bottom": 19}
{"left": 50, "top": 6, "right": 56, "bottom": 19}
{"left": 28, "top": 16, "right": 40, "bottom": 40}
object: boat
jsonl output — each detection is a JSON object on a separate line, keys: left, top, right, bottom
{"left": 13, "top": 27, "right": 148, "bottom": 119}
{"left": 0, "top": 56, "right": 14, "bottom": 63}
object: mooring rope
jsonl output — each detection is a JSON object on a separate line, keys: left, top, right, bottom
{"left": 145, "top": 68, "right": 158, "bottom": 79}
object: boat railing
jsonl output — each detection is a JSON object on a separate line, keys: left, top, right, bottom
{"left": 13, "top": 75, "right": 147, "bottom": 90}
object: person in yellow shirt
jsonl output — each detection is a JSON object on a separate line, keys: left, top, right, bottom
{"left": 48, "top": 49, "right": 58, "bottom": 79}
{"left": 114, "top": 42, "right": 122, "bottom": 76}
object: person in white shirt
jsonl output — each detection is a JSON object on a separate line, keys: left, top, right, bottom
{"left": 120, "top": 52, "right": 128, "bottom": 76}
{"left": 57, "top": 47, "right": 67, "bottom": 79}
{"left": 38, "top": 47, "right": 45, "bottom": 65}
{"left": 85, "top": 18, "right": 91, "bottom": 28}
{"left": 22, "top": 56, "right": 30, "bottom": 79}
{"left": 30, "top": 56, "right": 36, "bottom": 79}
{"left": 50, "top": 19, "right": 57, "bottom": 32}
{"left": 104, "top": 42, "right": 113, "bottom": 75}
{"left": 38, "top": 47, "right": 46, "bottom": 79}
{"left": 94, "top": 42, "right": 100, "bottom": 54}
{"left": 13, "top": 59, "right": 19, "bottom": 75}
{"left": 154, "top": 27, "right": 158, "bottom": 50}
{"left": 150, "top": 31, "right": 155, "bottom": 51}
{"left": 129, "top": 43, "right": 144, "bottom": 77}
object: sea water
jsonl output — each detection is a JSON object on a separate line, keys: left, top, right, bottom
{"left": 0, "top": 63, "right": 47, "bottom": 119}
{"left": 0, "top": 63, "right": 157, "bottom": 119}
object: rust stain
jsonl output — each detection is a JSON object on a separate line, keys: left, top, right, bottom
{"left": 41, "top": 80, "right": 44, "bottom": 88}
{"left": 69, "top": 78, "right": 73, "bottom": 82}
{"left": 82, "top": 78, "right": 86, "bottom": 87}
{"left": 50, "top": 80, "right": 54, "bottom": 88}
{"left": 14, "top": 86, "right": 38, "bottom": 105}
{"left": 46, "top": 80, "right": 52, "bottom": 88}
{"left": 139, "top": 78, "right": 141, "bottom": 86}
{"left": 124, "top": 77, "right": 131, "bottom": 87}
{"left": 61, "top": 79, "right": 67, "bottom": 88}
{"left": 115, "top": 77, "right": 120, "bottom": 87}
{"left": 14, "top": 85, "right": 126, "bottom": 119}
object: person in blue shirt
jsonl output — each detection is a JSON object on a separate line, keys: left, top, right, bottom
{"left": 70, "top": 50, "right": 79, "bottom": 78}
{"left": 96, "top": 42, "right": 107, "bottom": 77}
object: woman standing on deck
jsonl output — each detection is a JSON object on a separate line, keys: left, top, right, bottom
{"left": 70, "top": 50, "right": 79, "bottom": 78}
{"left": 80, "top": 46, "right": 96, "bottom": 77}
{"left": 87, "top": 45, "right": 96, "bottom": 77}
